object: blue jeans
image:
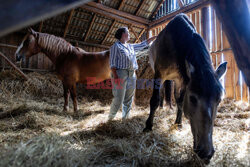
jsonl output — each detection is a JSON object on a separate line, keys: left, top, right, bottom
{"left": 109, "top": 69, "right": 136, "bottom": 120}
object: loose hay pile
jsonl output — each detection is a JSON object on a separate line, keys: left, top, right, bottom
{"left": 0, "top": 70, "right": 249, "bottom": 167}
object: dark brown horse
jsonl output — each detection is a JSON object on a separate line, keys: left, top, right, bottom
{"left": 144, "top": 14, "right": 227, "bottom": 164}
{"left": 15, "top": 28, "right": 110, "bottom": 113}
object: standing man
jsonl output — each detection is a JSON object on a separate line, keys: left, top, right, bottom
{"left": 109, "top": 27, "right": 156, "bottom": 120}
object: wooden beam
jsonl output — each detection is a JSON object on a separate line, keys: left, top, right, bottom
{"left": 201, "top": 6, "right": 210, "bottom": 48}
{"left": 63, "top": 9, "right": 75, "bottom": 37}
{"left": 0, "top": 51, "right": 29, "bottom": 80}
{"left": 150, "top": 0, "right": 165, "bottom": 20}
{"left": 0, "top": 43, "right": 18, "bottom": 49}
{"left": 83, "top": 14, "right": 96, "bottom": 42}
{"left": 101, "top": 20, "right": 116, "bottom": 45}
{"left": 150, "top": 0, "right": 210, "bottom": 28}
{"left": 129, "top": 25, "right": 140, "bottom": 43}
{"left": 135, "top": 0, "right": 146, "bottom": 16}
{"left": 135, "top": 28, "right": 146, "bottom": 43}
{"left": 118, "top": 0, "right": 125, "bottom": 10}
{"left": 84, "top": 2, "right": 150, "bottom": 26}
{"left": 177, "top": 0, "right": 184, "bottom": 8}
{"left": 38, "top": 21, "right": 43, "bottom": 32}
{"left": 0, "top": 0, "right": 91, "bottom": 37}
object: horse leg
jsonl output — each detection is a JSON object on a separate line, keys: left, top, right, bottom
{"left": 62, "top": 82, "right": 70, "bottom": 112}
{"left": 69, "top": 83, "right": 78, "bottom": 113}
{"left": 174, "top": 84, "right": 186, "bottom": 128}
{"left": 159, "top": 83, "right": 165, "bottom": 108}
{"left": 164, "top": 80, "right": 173, "bottom": 109}
{"left": 143, "top": 71, "right": 162, "bottom": 132}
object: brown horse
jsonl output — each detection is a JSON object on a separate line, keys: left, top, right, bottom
{"left": 144, "top": 14, "right": 227, "bottom": 163}
{"left": 15, "top": 28, "right": 110, "bottom": 113}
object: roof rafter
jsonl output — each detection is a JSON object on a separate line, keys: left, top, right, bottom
{"left": 118, "top": 0, "right": 125, "bottom": 10}
{"left": 134, "top": 0, "right": 146, "bottom": 16}
{"left": 150, "top": 0, "right": 165, "bottom": 20}
{"left": 101, "top": 20, "right": 116, "bottom": 45}
{"left": 38, "top": 21, "right": 43, "bottom": 32}
{"left": 129, "top": 25, "right": 140, "bottom": 43}
{"left": 177, "top": 0, "right": 184, "bottom": 8}
{"left": 63, "top": 9, "right": 75, "bottom": 37}
{"left": 83, "top": 2, "right": 149, "bottom": 27}
{"left": 150, "top": 0, "right": 210, "bottom": 28}
{"left": 83, "top": 13, "right": 97, "bottom": 42}
{"left": 135, "top": 28, "right": 146, "bottom": 43}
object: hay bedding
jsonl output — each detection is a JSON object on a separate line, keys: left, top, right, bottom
{"left": 0, "top": 69, "right": 249, "bottom": 167}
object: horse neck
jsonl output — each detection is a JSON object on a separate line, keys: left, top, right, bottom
{"left": 40, "top": 48, "right": 58, "bottom": 64}
{"left": 36, "top": 33, "right": 72, "bottom": 65}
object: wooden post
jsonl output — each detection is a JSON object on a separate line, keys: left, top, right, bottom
{"left": 201, "top": 6, "right": 210, "bottom": 49}
{"left": 0, "top": 52, "right": 29, "bottom": 80}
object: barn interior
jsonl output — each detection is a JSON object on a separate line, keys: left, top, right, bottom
{"left": 0, "top": 0, "right": 249, "bottom": 166}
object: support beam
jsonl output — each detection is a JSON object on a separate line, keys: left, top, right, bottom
{"left": 0, "top": 51, "right": 29, "bottom": 80}
{"left": 135, "top": 0, "right": 146, "bottom": 16}
{"left": 118, "top": 0, "right": 125, "bottom": 10}
{"left": 38, "top": 21, "right": 44, "bottom": 32}
{"left": 135, "top": 28, "right": 146, "bottom": 43}
{"left": 83, "top": 14, "right": 96, "bottom": 42}
{"left": 150, "top": 0, "right": 210, "bottom": 28}
{"left": 84, "top": 2, "right": 149, "bottom": 27}
{"left": 129, "top": 25, "right": 140, "bottom": 43}
{"left": 201, "top": 7, "right": 210, "bottom": 48}
{"left": 150, "top": 0, "right": 165, "bottom": 20}
{"left": 177, "top": 0, "right": 184, "bottom": 8}
{"left": 63, "top": 9, "right": 75, "bottom": 37}
{"left": 101, "top": 20, "right": 116, "bottom": 45}
{"left": 0, "top": 0, "right": 91, "bottom": 37}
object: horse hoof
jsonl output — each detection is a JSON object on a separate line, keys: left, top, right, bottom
{"left": 143, "top": 127, "right": 152, "bottom": 132}
{"left": 176, "top": 124, "right": 182, "bottom": 129}
{"left": 62, "top": 109, "right": 68, "bottom": 113}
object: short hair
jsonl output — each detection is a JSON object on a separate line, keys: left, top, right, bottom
{"left": 115, "top": 27, "right": 128, "bottom": 40}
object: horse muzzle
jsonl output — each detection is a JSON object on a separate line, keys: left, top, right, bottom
{"left": 194, "top": 147, "right": 215, "bottom": 164}
{"left": 15, "top": 54, "right": 24, "bottom": 62}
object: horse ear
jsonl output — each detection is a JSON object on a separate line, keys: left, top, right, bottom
{"left": 28, "top": 28, "right": 36, "bottom": 35}
{"left": 215, "top": 62, "right": 227, "bottom": 79}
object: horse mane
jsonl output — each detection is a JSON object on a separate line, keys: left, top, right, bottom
{"left": 37, "top": 32, "right": 73, "bottom": 56}
{"left": 188, "top": 33, "right": 223, "bottom": 97}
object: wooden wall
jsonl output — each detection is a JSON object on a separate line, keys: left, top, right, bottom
{"left": 149, "top": 5, "right": 249, "bottom": 102}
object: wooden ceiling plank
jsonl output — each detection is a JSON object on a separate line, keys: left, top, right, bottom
{"left": 63, "top": 9, "right": 75, "bottom": 37}
{"left": 177, "top": 0, "right": 184, "bottom": 8}
{"left": 150, "top": 0, "right": 210, "bottom": 28}
{"left": 118, "top": 0, "right": 125, "bottom": 10}
{"left": 101, "top": 20, "right": 116, "bottom": 45}
{"left": 83, "top": 14, "right": 97, "bottom": 42}
{"left": 150, "top": 0, "right": 165, "bottom": 20}
{"left": 135, "top": 0, "right": 146, "bottom": 16}
{"left": 85, "top": 2, "right": 150, "bottom": 26}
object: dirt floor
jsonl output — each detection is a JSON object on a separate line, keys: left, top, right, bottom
{"left": 0, "top": 70, "right": 249, "bottom": 167}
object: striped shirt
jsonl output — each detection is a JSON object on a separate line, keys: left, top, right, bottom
{"left": 109, "top": 40, "right": 149, "bottom": 70}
